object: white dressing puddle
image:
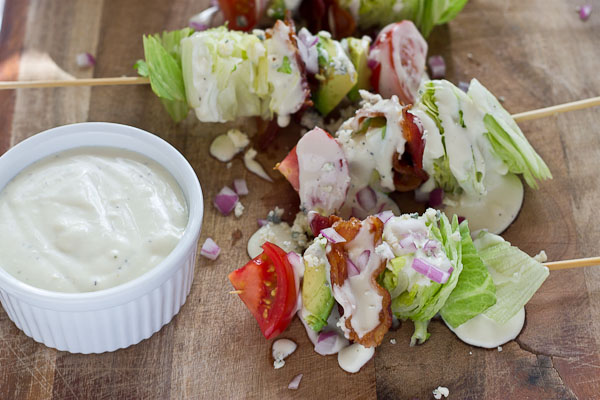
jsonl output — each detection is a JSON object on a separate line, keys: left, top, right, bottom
{"left": 337, "top": 343, "right": 375, "bottom": 373}
{"left": 445, "top": 307, "right": 525, "bottom": 348}
{"left": 443, "top": 173, "right": 524, "bottom": 234}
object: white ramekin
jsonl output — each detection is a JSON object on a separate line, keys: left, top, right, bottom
{"left": 0, "top": 122, "right": 203, "bottom": 354}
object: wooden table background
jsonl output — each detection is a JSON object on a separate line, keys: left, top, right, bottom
{"left": 1, "top": 0, "right": 599, "bottom": 398}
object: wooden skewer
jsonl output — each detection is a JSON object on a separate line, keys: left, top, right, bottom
{"left": 0, "top": 77, "right": 598, "bottom": 122}
{"left": 0, "top": 76, "right": 150, "bottom": 89}
{"left": 225, "top": 257, "right": 598, "bottom": 296}
{"left": 512, "top": 96, "right": 600, "bottom": 122}
{"left": 544, "top": 256, "right": 600, "bottom": 271}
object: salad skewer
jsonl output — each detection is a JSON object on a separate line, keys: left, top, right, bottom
{"left": 229, "top": 209, "right": 552, "bottom": 373}
{"left": 212, "top": 0, "right": 469, "bottom": 38}
{"left": 276, "top": 84, "right": 552, "bottom": 235}
{"left": 0, "top": 78, "right": 598, "bottom": 124}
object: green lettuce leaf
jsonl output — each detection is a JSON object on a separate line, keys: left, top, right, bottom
{"left": 474, "top": 230, "right": 549, "bottom": 325}
{"left": 468, "top": 78, "right": 552, "bottom": 189}
{"left": 180, "top": 26, "right": 270, "bottom": 122}
{"left": 440, "top": 221, "right": 496, "bottom": 328}
{"left": 135, "top": 28, "right": 194, "bottom": 122}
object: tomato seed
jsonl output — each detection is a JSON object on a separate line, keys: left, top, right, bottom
{"left": 263, "top": 309, "right": 268, "bottom": 319}
{"left": 271, "top": 288, "right": 277, "bottom": 297}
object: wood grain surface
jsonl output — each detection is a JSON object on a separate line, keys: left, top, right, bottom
{"left": 0, "top": 0, "right": 599, "bottom": 399}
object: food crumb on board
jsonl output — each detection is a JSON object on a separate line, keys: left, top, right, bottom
{"left": 534, "top": 250, "right": 547, "bottom": 263}
{"left": 433, "top": 386, "right": 450, "bottom": 399}
{"left": 288, "top": 373, "right": 303, "bottom": 390}
{"left": 272, "top": 339, "right": 297, "bottom": 369}
{"left": 497, "top": 346, "right": 502, "bottom": 352}
{"left": 390, "top": 338, "right": 397, "bottom": 344}
{"left": 234, "top": 201, "right": 245, "bottom": 218}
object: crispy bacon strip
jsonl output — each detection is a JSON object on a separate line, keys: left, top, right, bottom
{"left": 393, "top": 156, "right": 426, "bottom": 192}
{"left": 327, "top": 216, "right": 392, "bottom": 347}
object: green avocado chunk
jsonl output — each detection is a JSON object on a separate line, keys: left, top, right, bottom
{"left": 343, "top": 37, "right": 372, "bottom": 102}
{"left": 301, "top": 245, "right": 335, "bottom": 331}
{"left": 313, "top": 33, "right": 358, "bottom": 116}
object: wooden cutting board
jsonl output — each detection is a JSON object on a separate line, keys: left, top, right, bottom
{"left": 1, "top": 0, "right": 599, "bottom": 398}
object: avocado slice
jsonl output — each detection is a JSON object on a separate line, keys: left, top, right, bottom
{"left": 312, "top": 33, "right": 358, "bottom": 116}
{"left": 343, "top": 37, "right": 372, "bottom": 102}
{"left": 301, "top": 240, "right": 335, "bottom": 331}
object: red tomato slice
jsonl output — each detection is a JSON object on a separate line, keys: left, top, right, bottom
{"left": 368, "top": 21, "right": 428, "bottom": 104}
{"left": 218, "top": 0, "right": 258, "bottom": 31}
{"left": 228, "top": 242, "right": 298, "bottom": 339}
{"left": 276, "top": 146, "right": 300, "bottom": 191}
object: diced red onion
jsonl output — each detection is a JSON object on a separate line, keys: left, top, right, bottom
{"left": 200, "top": 238, "right": 221, "bottom": 260}
{"left": 287, "top": 252, "right": 304, "bottom": 290}
{"left": 428, "top": 188, "right": 444, "bottom": 207}
{"left": 286, "top": 251, "right": 302, "bottom": 268}
{"left": 321, "top": 227, "right": 346, "bottom": 244}
{"left": 376, "top": 210, "right": 394, "bottom": 224}
{"left": 76, "top": 52, "right": 95, "bottom": 68}
{"left": 423, "top": 240, "right": 440, "bottom": 254}
{"left": 233, "top": 178, "right": 248, "bottom": 196}
{"left": 367, "top": 58, "right": 378, "bottom": 70}
{"left": 578, "top": 5, "right": 592, "bottom": 20}
{"left": 309, "top": 211, "right": 331, "bottom": 236}
{"left": 427, "top": 55, "right": 446, "bottom": 79}
{"left": 457, "top": 216, "right": 466, "bottom": 223}
{"left": 356, "top": 186, "right": 377, "bottom": 211}
{"left": 351, "top": 206, "right": 364, "bottom": 219}
{"left": 458, "top": 81, "right": 470, "bottom": 92}
{"left": 356, "top": 250, "right": 371, "bottom": 271}
{"left": 399, "top": 236, "right": 417, "bottom": 252}
{"left": 411, "top": 258, "right": 453, "bottom": 284}
{"left": 288, "top": 374, "right": 303, "bottom": 390}
{"left": 298, "top": 28, "right": 319, "bottom": 48}
{"left": 258, "top": 218, "right": 268, "bottom": 227}
{"left": 347, "top": 259, "right": 360, "bottom": 277}
{"left": 214, "top": 186, "right": 239, "bottom": 215}
{"left": 297, "top": 28, "right": 319, "bottom": 74}
{"left": 189, "top": 6, "right": 222, "bottom": 31}
{"left": 189, "top": 21, "right": 208, "bottom": 31}
{"left": 314, "top": 331, "right": 338, "bottom": 355}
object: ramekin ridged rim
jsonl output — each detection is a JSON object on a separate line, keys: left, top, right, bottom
{"left": 0, "top": 122, "right": 203, "bottom": 311}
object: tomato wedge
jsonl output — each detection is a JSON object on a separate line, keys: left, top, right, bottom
{"left": 276, "top": 146, "right": 300, "bottom": 191}
{"left": 218, "top": 0, "right": 259, "bottom": 31}
{"left": 228, "top": 242, "right": 298, "bottom": 339}
{"left": 368, "top": 21, "right": 428, "bottom": 104}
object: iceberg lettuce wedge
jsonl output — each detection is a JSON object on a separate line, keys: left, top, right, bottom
{"left": 390, "top": 213, "right": 463, "bottom": 343}
{"left": 414, "top": 78, "right": 551, "bottom": 198}
{"left": 181, "top": 27, "right": 270, "bottom": 123}
{"left": 468, "top": 79, "right": 552, "bottom": 189}
{"left": 474, "top": 230, "right": 549, "bottom": 325}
